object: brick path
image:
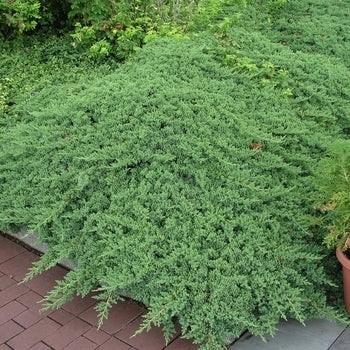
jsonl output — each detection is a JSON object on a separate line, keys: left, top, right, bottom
{"left": 0, "top": 235, "right": 199, "bottom": 350}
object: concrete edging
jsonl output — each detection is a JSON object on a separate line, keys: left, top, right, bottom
{"left": 4, "top": 229, "right": 76, "bottom": 270}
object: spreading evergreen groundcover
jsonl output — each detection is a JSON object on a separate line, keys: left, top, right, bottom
{"left": 0, "top": 35, "right": 347, "bottom": 348}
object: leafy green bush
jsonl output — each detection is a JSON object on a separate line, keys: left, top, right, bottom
{"left": 314, "top": 140, "right": 350, "bottom": 250}
{"left": 0, "top": 0, "right": 41, "bottom": 38}
{"left": 68, "top": 0, "right": 229, "bottom": 59}
{"left": 0, "top": 0, "right": 290, "bottom": 60}
{"left": 0, "top": 0, "right": 70, "bottom": 39}
{"left": 0, "top": 0, "right": 234, "bottom": 59}
{"left": 0, "top": 36, "right": 344, "bottom": 349}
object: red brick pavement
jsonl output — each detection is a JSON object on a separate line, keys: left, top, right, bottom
{"left": 0, "top": 235, "right": 199, "bottom": 350}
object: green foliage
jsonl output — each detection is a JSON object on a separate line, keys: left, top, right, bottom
{"left": 0, "top": 0, "right": 248, "bottom": 59}
{"left": 0, "top": 0, "right": 41, "bottom": 38}
{"left": 266, "top": 0, "right": 289, "bottom": 13}
{"left": 0, "top": 0, "right": 290, "bottom": 60}
{"left": 0, "top": 77, "right": 14, "bottom": 116}
{"left": 67, "top": 0, "right": 112, "bottom": 22}
{"left": 0, "top": 0, "right": 70, "bottom": 39}
{"left": 207, "top": 0, "right": 350, "bottom": 134}
{"left": 0, "top": 34, "right": 121, "bottom": 124}
{"left": 188, "top": 0, "right": 240, "bottom": 31}
{"left": 265, "top": 0, "right": 350, "bottom": 65}
{"left": 314, "top": 140, "right": 350, "bottom": 250}
{"left": 68, "top": 0, "right": 223, "bottom": 59}
{"left": 0, "top": 35, "right": 345, "bottom": 348}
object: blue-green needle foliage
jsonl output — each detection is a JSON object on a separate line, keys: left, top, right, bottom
{"left": 0, "top": 35, "right": 347, "bottom": 348}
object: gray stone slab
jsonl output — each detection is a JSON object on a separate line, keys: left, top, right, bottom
{"left": 9, "top": 228, "right": 49, "bottom": 252}
{"left": 230, "top": 319, "right": 346, "bottom": 350}
{"left": 329, "top": 326, "right": 350, "bottom": 350}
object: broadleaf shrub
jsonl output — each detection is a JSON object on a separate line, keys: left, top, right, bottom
{"left": 0, "top": 0, "right": 41, "bottom": 38}
{"left": 1, "top": 0, "right": 279, "bottom": 58}
{"left": 68, "top": 0, "right": 220, "bottom": 59}
{"left": 0, "top": 0, "right": 291, "bottom": 62}
{"left": 0, "top": 34, "right": 346, "bottom": 348}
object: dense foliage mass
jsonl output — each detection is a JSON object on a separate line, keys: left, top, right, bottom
{"left": 1, "top": 0, "right": 350, "bottom": 349}
{"left": 314, "top": 140, "right": 350, "bottom": 250}
{"left": 0, "top": 0, "right": 237, "bottom": 59}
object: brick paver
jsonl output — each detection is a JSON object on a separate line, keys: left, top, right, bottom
{"left": 44, "top": 317, "right": 91, "bottom": 348}
{"left": 83, "top": 327, "right": 111, "bottom": 345}
{"left": 96, "top": 337, "right": 132, "bottom": 350}
{"left": 63, "top": 336, "right": 97, "bottom": 350}
{"left": 16, "top": 290, "right": 43, "bottom": 308}
{"left": 0, "top": 236, "right": 26, "bottom": 264}
{"left": 0, "top": 320, "right": 24, "bottom": 344}
{"left": 0, "top": 234, "right": 199, "bottom": 349}
{"left": 25, "top": 265, "right": 67, "bottom": 297}
{"left": 28, "top": 342, "right": 53, "bottom": 350}
{"left": 79, "top": 300, "right": 145, "bottom": 334}
{"left": 116, "top": 315, "right": 177, "bottom": 350}
{"left": 61, "top": 293, "right": 97, "bottom": 316}
{"left": 48, "top": 308, "right": 75, "bottom": 325}
{"left": 0, "top": 275, "right": 16, "bottom": 291}
{"left": 0, "top": 283, "right": 29, "bottom": 307}
{"left": 0, "top": 300, "right": 27, "bottom": 325}
{"left": 0, "top": 250, "right": 39, "bottom": 282}
{"left": 7, "top": 317, "right": 61, "bottom": 349}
